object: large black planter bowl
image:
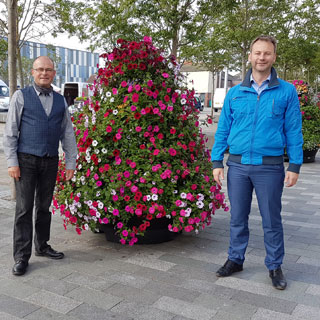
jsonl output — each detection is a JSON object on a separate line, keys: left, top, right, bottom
{"left": 302, "top": 148, "right": 319, "bottom": 163}
{"left": 99, "top": 217, "right": 180, "bottom": 244}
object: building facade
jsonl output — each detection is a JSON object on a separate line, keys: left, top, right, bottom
{"left": 20, "top": 40, "right": 100, "bottom": 87}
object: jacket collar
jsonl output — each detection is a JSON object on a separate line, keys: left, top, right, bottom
{"left": 241, "top": 67, "right": 279, "bottom": 88}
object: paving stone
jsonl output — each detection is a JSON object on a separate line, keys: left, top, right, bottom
{"left": 283, "top": 261, "right": 320, "bottom": 274}
{"left": 153, "top": 296, "right": 217, "bottom": 320}
{"left": 0, "top": 278, "right": 41, "bottom": 299}
{"left": 251, "top": 308, "right": 299, "bottom": 320}
{"left": 62, "top": 272, "right": 116, "bottom": 291}
{"left": 285, "top": 270, "right": 320, "bottom": 285}
{"left": 104, "top": 283, "right": 161, "bottom": 304}
{"left": 0, "top": 293, "right": 39, "bottom": 318}
{"left": 111, "top": 301, "right": 175, "bottom": 320}
{"left": 0, "top": 311, "right": 22, "bottom": 320}
{"left": 306, "top": 284, "right": 320, "bottom": 296}
{"left": 292, "top": 304, "right": 320, "bottom": 320}
{"left": 100, "top": 271, "right": 151, "bottom": 289}
{"left": 25, "top": 290, "right": 81, "bottom": 314}
{"left": 230, "top": 290, "right": 297, "bottom": 314}
{"left": 124, "top": 251, "right": 176, "bottom": 271}
{"left": 65, "top": 286, "right": 122, "bottom": 310}
{"left": 25, "top": 308, "right": 80, "bottom": 320}
{"left": 141, "top": 280, "right": 201, "bottom": 302}
{"left": 68, "top": 303, "right": 133, "bottom": 320}
{"left": 288, "top": 235, "right": 320, "bottom": 245}
{"left": 193, "top": 293, "right": 256, "bottom": 318}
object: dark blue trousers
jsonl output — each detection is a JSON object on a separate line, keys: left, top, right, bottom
{"left": 14, "top": 153, "right": 59, "bottom": 262}
{"left": 226, "top": 161, "right": 285, "bottom": 270}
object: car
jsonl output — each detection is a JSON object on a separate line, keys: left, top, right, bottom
{"left": 0, "top": 79, "right": 9, "bottom": 112}
{"left": 194, "top": 96, "right": 203, "bottom": 111}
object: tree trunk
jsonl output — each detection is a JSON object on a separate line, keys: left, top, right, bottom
{"left": 17, "top": 47, "right": 24, "bottom": 88}
{"left": 7, "top": 0, "right": 18, "bottom": 200}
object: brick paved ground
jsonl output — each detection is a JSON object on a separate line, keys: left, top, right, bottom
{"left": 0, "top": 118, "right": 319, "bottom": 320}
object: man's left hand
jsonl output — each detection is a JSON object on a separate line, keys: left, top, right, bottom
{"left": 284, "top": 171, "right": 299, "bottom": 187}
{"left": 65, "top": 169, "right": 75, "bottom": 181}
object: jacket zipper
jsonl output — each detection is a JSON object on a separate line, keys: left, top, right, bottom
{"left": 250, "top": 93, "right": 260, "bottom": 162}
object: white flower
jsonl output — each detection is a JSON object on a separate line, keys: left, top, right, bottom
{"left": 98, "top": 202, "right": 103, "bottom": 209}
{"left": 110, "top": 97, "right": 114, "bottom": 102}
{"left": 90, "top": 166, "right": 94, "bottom": 171}
{"left": 80, "top": 176, "right": 85, "bottom": 182}
{"left": 106, "top": 91, "right": 111, "bottom": 97}
{"left": 102, "top": 148, "right": 107, "bottom": 153}
{"left": 146, "top": 195, "right": 151, "bottom": 201}
{"left": 151, "top": 194, "right": 158, "bottom": 201}
{"left": 87, "top": 200, "right": 93, "bottom": 206}
{"left": 78, "top": 164, "right": 82, "bottom": 169}
{"left": 96, "top": 191, "right": 101, "bottom": 197}
{"left": 197, "top": 193, "right": 204, "bottom": 201}
{"left": 77, "top": 192, "right": 81, "bottom": 197}
{"left": 96, "top": 212, "right": 101, "bottom": 218}
{"left": 84, "top": 224, "right": 89, "bottom": 230}
{"left": 180, "top": 98, "right": 186, "bottom": 105}
{"left": 92, "top": 140, "right": 98, "bottom": 146}
{"left": 168, "top": 63, "right": 173, "bottom": 69}
{"left": 71, "top": 176, "right": 76, "bottom": 182}
{"left": 95, "top": 149, "right": 100, "bottom": 154}
{"left": 111, "top": 189, "right": 116, "bottom": 195}
{"left": 113, "top": 109, "right": 118, "bottom": 115}
{"left": 196, "top": 201, "right": 204, "bottom": 209}
{"left": 85, "top": 155, "right": 91, "bottom": 161}
{"left": 180, "top": 192, "right": 187, "bottom": 199}
{"left": 185, "top": 208, "right": 192, "bottom": 214}
{"left": 173, "top": 190, "right": 178, "bottom": 194}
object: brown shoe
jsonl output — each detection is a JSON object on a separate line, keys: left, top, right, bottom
{"left": 216, "top": 259, "right": 243, "bottom": 277}
{"left": 269, "top": 267, "right": 287, "bottom": 290}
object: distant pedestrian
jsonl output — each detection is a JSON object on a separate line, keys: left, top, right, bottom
{"left": 3, "top": 56, "right": 77, "bottom": 276}
{"left": 211, "top": 35, "right": 303, "bottom": 290}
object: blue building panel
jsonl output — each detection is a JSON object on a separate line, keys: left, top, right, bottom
{"left": 18, "top": 40, "right": 99, "bottom": 87}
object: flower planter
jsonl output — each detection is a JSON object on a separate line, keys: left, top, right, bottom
{"left": 303, "top": 148, "right": 318, "bottom": 163}
{"left": 99, "top": 217, "right": 180, "bottom": 244}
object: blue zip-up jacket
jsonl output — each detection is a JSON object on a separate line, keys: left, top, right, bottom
{"left": 211, "top": 68, "right": 303, "bottom": 173}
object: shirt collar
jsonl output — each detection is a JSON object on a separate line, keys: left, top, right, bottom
{"left": 250, "top": 73, "right": 271, "bottom": 85}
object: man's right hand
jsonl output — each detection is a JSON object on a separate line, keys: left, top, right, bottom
{"left": 8, "top": 166, "right": 20, "bottom": 181}
{"left": 212, "top": 168, "right": 224, "bottom": 186}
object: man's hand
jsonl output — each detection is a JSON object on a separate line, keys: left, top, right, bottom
{"left": 284, "top": 171, "right": 299, "bottom": 187}
{"left": 213, "top": 168, "right": 224, "bottom": 186}
{"left": 8, "top": 166, "right": 20, "bottom": 181}
{"left": 65, "top": 169, "right": 75, "bottom": 181}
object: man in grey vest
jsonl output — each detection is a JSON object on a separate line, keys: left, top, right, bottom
{"left": 3, "top": 56, "right": 78, "bottom": 276}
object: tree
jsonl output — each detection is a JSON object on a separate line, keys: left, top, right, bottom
{"left": 0, "top": 38, "right": 8, "bottom": 81}
{"left": 0, "top": 0, "right": 66, "bottom": 87}
{"left": 53, "top": 0, "right": 224, "bottom": 59}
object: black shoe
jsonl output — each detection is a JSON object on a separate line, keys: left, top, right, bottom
{"left": 35, "top": 247, "right": 64, "bottom": 260}
{"left": 269, "top": 267, "right": 287, "bottom": 290}
{"left": 216, "top": 259, "right": 243, "bottom": 277}
{"left": 12, "top": 260, "right": 28, "bottom": 276}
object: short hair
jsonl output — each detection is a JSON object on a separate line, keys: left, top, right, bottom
{"left": 33, "top": 56, "right": 55, "bottom": 69}
{"left": 250, "top": 35, "right": 277, "bottom": 53}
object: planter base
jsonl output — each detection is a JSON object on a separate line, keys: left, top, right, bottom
{"left": 99, "top": 217, "right": 180, "bottom": 244}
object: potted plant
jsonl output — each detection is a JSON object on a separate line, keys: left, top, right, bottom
{"left": 53, "top": 36, "right": 228, "bottom": 245}
{"left": 291, "top": 80, "right": 320, "bottom": 163}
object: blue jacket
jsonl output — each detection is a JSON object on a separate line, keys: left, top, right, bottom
{"left": 211, "top": 68, "right": 303, "bottom": 173}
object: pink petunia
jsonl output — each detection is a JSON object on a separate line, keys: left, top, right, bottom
{"left": 132, "top": 93, "right": 139, "bottom": 103}
{"left": 122, "top": 230, "right": 129, "bottom": 237}
{"left": 167, "top": 105, "right": 173, "bottom": 112}
{"left": 112, "top": 88, "right": 118, "bottom": 95}
{"left": 147, "top": 80, "right": 153, "bottom": 87}
{"left": 168, "top": 148, "right": 177, "bottom": 156}
{"left": 96, "top": 181, "right": 102, "bottom": 187}
{"left": 135, "top": 84, "right": 141, "bottom": 91}
{"left": 131, "top": 105, "right": 137, "bottom": 111}
{"left": 106, "top": 125, "right": 112, "bottom": 133}
{"left": 94, "top": 173, "right": 99, "bottom": 180}
{"left": 162, "top": 73, "right": 169, "bottom": 78}
{"left": 112, "top": 209, "right": 119, "bottom": 216}
{"left": 121, "top": 81, "right": 127, "bottom": 87}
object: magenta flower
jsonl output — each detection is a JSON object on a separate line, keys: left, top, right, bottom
{"left": 96, "top": 181, "right": 102, "bottom": 187}
{"left": 112, "top": 209, "right": 119, "bottom": 216}
{"left": 168, "top": 148, "right": 177, "bottom": 156}
{"left": 112, "top": 88, "right": 118, "bottom": 95}
{"left": 121, "top": 81, "right": 127, "bottom": 87}
{"left": 132, "top": 93, "right": 139, "bottom": 103}
{"left": 162, "top": 73, "right": 169, "bottom": 78}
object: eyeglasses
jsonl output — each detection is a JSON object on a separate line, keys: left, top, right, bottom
{"left": 33, "top": 68, "right": 55, "bottom": 73}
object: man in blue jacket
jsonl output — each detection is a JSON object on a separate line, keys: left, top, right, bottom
{"left": 4, "top": 56, "right": 77, "bottom": 276}
{"left": 211, "top": 35, "right": 303, "bottom": 290}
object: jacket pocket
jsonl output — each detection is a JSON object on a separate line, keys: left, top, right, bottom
{"left": 268, "top": 99, "right": 287, "bottom": 118}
